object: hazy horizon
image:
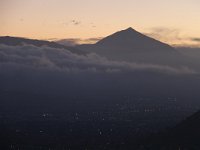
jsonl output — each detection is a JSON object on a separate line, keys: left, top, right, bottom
{"left": 1, "top": 0, "right": 200, "bottom": 47}
{"left": 1, "top": 27, "right": 200, "bottom": 48}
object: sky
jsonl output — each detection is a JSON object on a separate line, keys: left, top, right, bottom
{"left": 0, "top": 0, "right": 200, "bottom": 46}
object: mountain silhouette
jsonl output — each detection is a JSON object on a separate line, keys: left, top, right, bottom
{"left": 1, "top": 30, "right": 197, "bottom": 68}
{"left": 0, "top": 36, "right": 85, "bottom": 55}
{"left": 144, "top": 110, "right": 200, "bottom": 149}
{"left": 167, "top": 110, "right": 200, "bottom": 147}
{"left": 77, "top": 27, "right": 183, "bottom": 65}
{"left": 95, "top": 27, "right": 174, "bottom": 52}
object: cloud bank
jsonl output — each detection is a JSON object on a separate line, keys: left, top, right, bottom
{"left": 0, "top": 44, "right": 196, "bottom": 75}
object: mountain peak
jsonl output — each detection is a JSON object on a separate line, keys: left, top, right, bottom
{"left": 117, "top": 27, "right": 141, "bottom": 36}
{"left": 123, "top": 27, "right": 140, "bottom": 33}
{"left": 77, "top": 27, "right": 177, "bottom": 63}
{"left": 125, "top": 27, "right": 135, "bottom": 31}
{"left": 95, "top": 27, "right": 161, "bottom": 46}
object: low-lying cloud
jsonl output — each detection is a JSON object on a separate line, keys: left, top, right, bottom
{"left": 0, "top": 44, "right": 196, "bottom": 75}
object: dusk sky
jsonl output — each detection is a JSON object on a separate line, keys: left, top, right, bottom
{"left": 1, "top": 0, "right": 200, "bottom": 46}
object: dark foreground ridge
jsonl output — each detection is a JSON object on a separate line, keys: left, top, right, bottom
{"left": 141, "top": 110, "right": 200, "bottom": 149}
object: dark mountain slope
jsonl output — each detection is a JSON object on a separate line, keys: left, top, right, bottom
{"left": 77, "top": 27, "right": 184, "bottom": 65}
{"left": 143, "top": 110, "right": 200, "bottom": 149}
{"left": 0, "top": 36, "right": 85, "bottom": 55}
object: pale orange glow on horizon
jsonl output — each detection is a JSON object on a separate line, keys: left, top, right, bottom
{"left": 1, "top": 0, "right": 200, "bottom": 46}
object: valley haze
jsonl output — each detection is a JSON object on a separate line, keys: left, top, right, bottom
{"left": 1, "top": 27, "right": 200, "bottom": 149}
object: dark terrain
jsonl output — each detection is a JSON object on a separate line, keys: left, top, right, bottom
{"left": 1, "top": 28, "right": 200, "bottom": 149}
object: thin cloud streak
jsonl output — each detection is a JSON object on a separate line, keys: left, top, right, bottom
{"left": 55, "top": 37, "right": 103, "bottom": 46}
{"left": 145, "top": 27, "right": 200, "bottom": 47}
